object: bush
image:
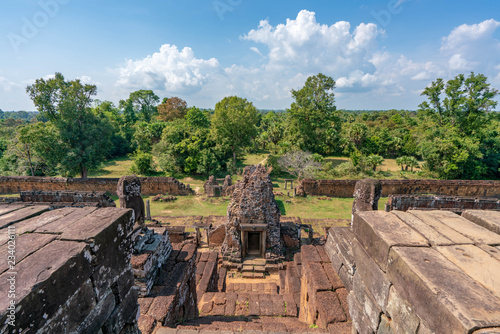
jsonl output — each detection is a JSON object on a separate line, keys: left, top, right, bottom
{"left": 130, "top": 151, "right": 155, "bottom": 175}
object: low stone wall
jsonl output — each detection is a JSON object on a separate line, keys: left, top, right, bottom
{"left": 19, "top": 190, "right": 116, "bottom": 207}
{"left": 0, "top": 176, "right": 194, "bottom": 196}
{"left": 346, "top": 210, "right": 500, "bottom": 333}
{"left": 386, "top": 194, "right": 500, "bottom": 212}
{"left": 295, "top": 178, "right": 500, "bottom": 198}
{"left": 0, "top": 205, "right": 138, "bottom": 333}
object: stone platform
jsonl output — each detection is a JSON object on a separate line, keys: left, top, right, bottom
{"left": 347, "top": 209, "right": 500, "bottom": 333}
{"left": 0, "top": 203, "right": 137, "bottom": 333}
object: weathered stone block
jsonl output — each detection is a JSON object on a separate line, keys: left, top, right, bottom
{"left": 436, "top": 244, "right": 500, "bottom": 299}
{"left": 348, "top": 291, "right": 375, "bottom": 334}
{"left": 377, "top": 314, "right": 395, "bottom": 334}
{"left": 353, "top": 211, "right": 429, "bottom": 271}
{"left": 352, "top": 178, "right": 381, "bottom": 214}
{"left": 391, "top": 210, "right": 455, "bottom": 246}
{"left": 385, "top": 286, "right": 419, "bottom": 334}
{"left": 301, "top": 244, "right": 322, "bottom": 263}
{"left": 352, "top": 273, "right": 382, "bottom": 331}
{"left": 462, "top": 209, "right": 500, "bottom": 235}
{"left": 422, "top": 210, "right": 500, "bottom": 244}
{"left": 0, "top": 240, "right": 91, "bottom": 331}
{"left": 316, "top": 291, "right": 347, "bottom": 328}
{"left": 387, "top": 246, "right": 500, "bottom": 333}
{"left": 352, "top": 239, "right": 391, "bottom": 311}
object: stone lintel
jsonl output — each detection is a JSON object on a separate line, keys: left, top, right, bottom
{"left": 240, "top": 224, "right": 268, "bottom": 231}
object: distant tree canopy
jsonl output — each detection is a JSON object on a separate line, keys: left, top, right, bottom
{"left": 0, "top": 71, "right": 498, "bottom": 180}
{"left": 288, "top": 73, "right": 341, "bottom": 155}
{"left": 26, "top": 73, "right": 112, "bottom": 177}
{"left": 211, "top": 96, "right": 259, "bottom": 165}
{"left": 157, "top": 97, "right": 188, "bottom": 122}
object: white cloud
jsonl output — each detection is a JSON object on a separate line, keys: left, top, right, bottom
{"left": 116, "top": 44, "right": 221, "bottom": 94}
{"left": 242, "top": 10, "right": 381, "bottom": 75}
{"left": 0, "top": 77, "right": 21, "bottom": 91}
{"left": 250, "top": 47, "right": 262, "bottom": 56}
{"left": 441, "top": 19, "right": 500, "bottom": 53}
{"left": 111, "top": 13, "right": 500, "bottom": 111}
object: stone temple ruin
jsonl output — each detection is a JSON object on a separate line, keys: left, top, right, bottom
{"left": 1, "top": 169, "right": 500, "bottom": 333}
{"left": 222, "top": 165, "right": 282, "bottom": 266}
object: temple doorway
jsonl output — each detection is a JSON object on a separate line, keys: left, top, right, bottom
{"left": 247, "top": 232, "right": 261, "bottom": 255}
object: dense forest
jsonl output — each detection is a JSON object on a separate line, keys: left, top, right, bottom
{"left": 0, "top": 72, "right": 498, "bottom": 180}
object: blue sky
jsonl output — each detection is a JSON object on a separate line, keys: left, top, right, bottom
{"left": 0, "top": 0, "right": 499, "bottom": 111}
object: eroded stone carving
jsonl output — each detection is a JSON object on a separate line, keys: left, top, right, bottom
{"left": 118, "top": 175, "right": 145, "bottom": 228}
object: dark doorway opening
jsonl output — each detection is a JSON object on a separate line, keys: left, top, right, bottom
{"left": 248, "top": 232, "right": 260, "bottom": 255}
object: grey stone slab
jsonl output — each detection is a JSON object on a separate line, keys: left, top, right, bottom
{"left": 0, "top": 205, "right": 50, "bottom": 229}
{"left": 0, "top": 233, "right": 57, "bottom": 274}
{"left": 0, "top": 240, "right": 91, "bottom": 331}
{"left": 408, "top": 210, "right": 473, "bottom": 244}
{"left": 462, "top": 210, "right": 500, "bottom": 235}
{"left": 392, "top": 210, "right": 455, "bottom": 246}
{"left": 353, "top": 211, "right": 429, "bottom": 271}
{"left": 435, "top": 244, "right": 500, "bottom": 299}
{"left": 386, "top": 285, "right": 419, "bottom": 334}
{"left": 35, "top": 207, "right": 97, "bottom": 233}
{"left": 352, "top": 239, "right": 391, "bottom": 312}
{"left": 424, "top": 210, "right": 500, "bottom": 245}
{"left": 387, "top": 246, "right": 500, "bottom": 333}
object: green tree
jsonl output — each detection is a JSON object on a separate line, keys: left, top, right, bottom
{"left": 211, "top": 96, "right": 259, "bottom": 165}
{"left": 365, "top": 154, "right": 384, "bottom": 172}
{"left": 287, "top": 73, "right": 341, "bottom": 155}
{"left": 128, "top": 90, "right": 159, "bottom": 122}
{"left": 417, "top": 73, "right": 499, "bottom": 179}
{"left": 26, "top": 73, "right": 112, "bottom": 177}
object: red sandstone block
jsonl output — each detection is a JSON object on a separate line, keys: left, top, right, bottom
{"left": 138, "top": 314, "right": 156, "bottom": 334}
{"left": 200, "top": 252, "right": 209, "bottom": 262}
{"left": 208, "top": 251, "right": 218, "bottom": 262}
{"left": 138, "top": 297, "right": 155, "bottom": 315}
{"left": 316, "top": 245, "right": 331, "bottom": 263}
{"left": 322, "top": 263, "right": 344, "bottom": 291}
{"left": 316, "top": 291, "right": 347, "bottom": 329}
{"left": 147, "top": 295, "right": 175, "bottom": 321}
{"left": 336, "top": 288, "right": 350, "bottom": 321}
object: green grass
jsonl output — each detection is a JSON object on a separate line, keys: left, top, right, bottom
{"left": 89, "top": 157, "right": 134, "bottom": 178}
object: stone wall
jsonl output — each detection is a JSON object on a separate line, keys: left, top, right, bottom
{"left": 295, "top": 178, "right": 500, "bottom": 198}
{"left": 0, "top": 204, "right": 138, "bottom": 334}
{"left": 138, "top": 240, "right": 198, "bottom": 333}
{"left": 386, "top": 194, "right": 500, "bottom": 213}
{"left": 345, "top": 210, "right": 500, "bottom": 333}
{"left": 18, "top": 190, "right": 116, "bottom": 207}
{"left": 0, "top": 176, "right": 194, "bottom": 196}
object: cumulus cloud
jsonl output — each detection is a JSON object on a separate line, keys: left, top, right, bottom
{"left": 116, "top": 44, "right": 221, "bottom": 94}
{"left": 441, "top": 19, "right": 500, "bottom": 77}
{"left": 242, "top": 10, "right": 381, "bottom": 75}
{"left": 112, "top": 13, "right": 500, "bottom": 110}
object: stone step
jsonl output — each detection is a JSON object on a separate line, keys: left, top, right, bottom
{"left": 254, "top": 265, "right": 266, "bottom": 273}
{"left": 243, "top": 258, "right": 266, "bottom": 266}
{"left": 242, "top": 265, "right": 254, "bottom": 272}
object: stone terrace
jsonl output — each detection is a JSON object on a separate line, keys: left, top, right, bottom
{"left": 0, "top": 203, "right": 138, "bottom": 333}
{"left": 328, "top": 209, "right": 500, "bottom": 333}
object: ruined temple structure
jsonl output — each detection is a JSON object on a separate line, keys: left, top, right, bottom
{"left": 221, "top": 165, "right": 283, "bottom": 270}
{"left": 203, "top": 175, "right": 233, "bottom": 197}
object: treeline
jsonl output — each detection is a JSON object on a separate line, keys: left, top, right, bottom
{"left": 0, "top": 72, "right": 498, "bottom": 180}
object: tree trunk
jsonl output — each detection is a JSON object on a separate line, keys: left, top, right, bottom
{"left": 232, "top": 150, "right": 237, "bottom": 166}
{"left": 26, "top": 144, "right": 34, "bottom": 177}
{"left": 80, "top": 165, "right": 88, "bottom": 178}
